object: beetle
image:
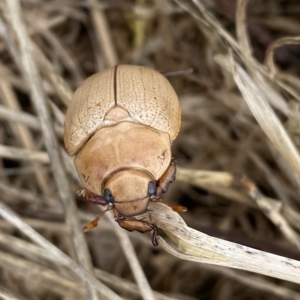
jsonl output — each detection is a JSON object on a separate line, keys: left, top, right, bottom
{"left": 64, "top": 65, "right": 182, "bottom": 246}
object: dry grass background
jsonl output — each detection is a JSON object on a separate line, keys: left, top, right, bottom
{"left": 1, "top": 0, "right": 300, "bottom": 299}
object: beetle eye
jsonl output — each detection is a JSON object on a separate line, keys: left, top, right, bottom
{"left": 148, "top": 181, "right": 157, "bottom": 197}
{"left": 103, "top": 189, "right": 114, "bottom": 203}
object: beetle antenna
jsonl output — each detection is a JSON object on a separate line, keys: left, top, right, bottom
{"left": 78, "top": 188, "right": 108, "bottom": 206}
{"left": 83, "top": 205, "right": 113, "bottom": 231}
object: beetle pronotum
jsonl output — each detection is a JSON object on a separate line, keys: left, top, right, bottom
{"left": 64, "top": 65, "right": 184, "bottom": 245}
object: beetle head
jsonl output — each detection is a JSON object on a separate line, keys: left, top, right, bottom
{"left": 103, "top": 169, "right": 156, "bottom": 217}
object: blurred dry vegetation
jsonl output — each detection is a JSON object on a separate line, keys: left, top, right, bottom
{"left": 1, "top": 0, "right": 300, "bottom": 299}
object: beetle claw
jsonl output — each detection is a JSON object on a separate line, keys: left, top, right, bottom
{"left": 83, "top": 205, "right": 113, "bottom": 232}
{"left": 83, "top": 219, "right": 99, "bottom": 231}
{"left": 150, "top": 224, "right": 158, "bottom": 246}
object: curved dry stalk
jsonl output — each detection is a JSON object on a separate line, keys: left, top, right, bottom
{"left": 265, "top": 36, "right": 300, "bottom": 77}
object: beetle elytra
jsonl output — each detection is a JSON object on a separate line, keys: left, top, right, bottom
{"left": 64, "top": 65, "right": 183, "bottom": 245}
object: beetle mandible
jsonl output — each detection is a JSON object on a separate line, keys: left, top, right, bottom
{"left": 64, "top": 65, "right": 182, "bottom": 246}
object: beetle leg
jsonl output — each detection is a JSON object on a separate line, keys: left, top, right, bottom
{"left": 83, "top": 204, "right": 113, "bottom": 231}
{"left": 147, "top": 208, "right": 153, "bottom": 221}
{"left": 156, "top": 158, "right": 177, "bottom": 197}
{"left": 115, "top": 217, "right": 158, "bottom": 246}
{"left": 78, "top": 188, "right": 108, "bottom": 206}
{"left": 151, "top": 197, "right": 187, "bottom": 213}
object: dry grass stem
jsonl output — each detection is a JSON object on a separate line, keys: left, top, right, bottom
{"left": 5, "top": 1, "right": 100, "bottom": 299}
{"left": 0, "top": 105, "right": 63, "bottom": 136}
{"left": 87, "top": 0, "right": 118, "bottom": 69}
{"left": 177, "top": 167, "right": 300, "bottom": 234}
{"left": 235, "top": 0, "right": 251, "bottom": 57}
{"left": 0, "top": 75, "right": 51, "bottom": 196}
{"left": 0, "top": 144, "right": 49, "bottom": 163}
{"left": 32, "top": 42, "right": 72, "bottom": 107}
{"left": 230, "top": 55, "right": 300, "bottom": 175}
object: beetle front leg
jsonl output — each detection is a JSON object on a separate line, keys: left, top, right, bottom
{"left": 78, "top": 188, "right": 108, "bottom": 206}
{"left": 156, "top": 158, "right": 177, "bottom": 197}
{"left": 150, "top": 197, "right": 187, "bottom": 213}
{"left": 115, "top": 217, "right": 158, "bottom": 246}
{"left": 83, "top": 204, "right": 113, "bottom": 231}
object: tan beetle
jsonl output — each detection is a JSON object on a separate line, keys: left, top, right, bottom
{"left": 64, "top": 65, "right": 184, "bottom": 245}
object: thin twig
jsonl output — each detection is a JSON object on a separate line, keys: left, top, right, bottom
{"left": 87, "top": 0, "right": 118, "bottom": 68}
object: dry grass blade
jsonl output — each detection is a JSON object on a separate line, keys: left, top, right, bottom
{"left": 146, "top": 202, "right": 300, "bottom": 284}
